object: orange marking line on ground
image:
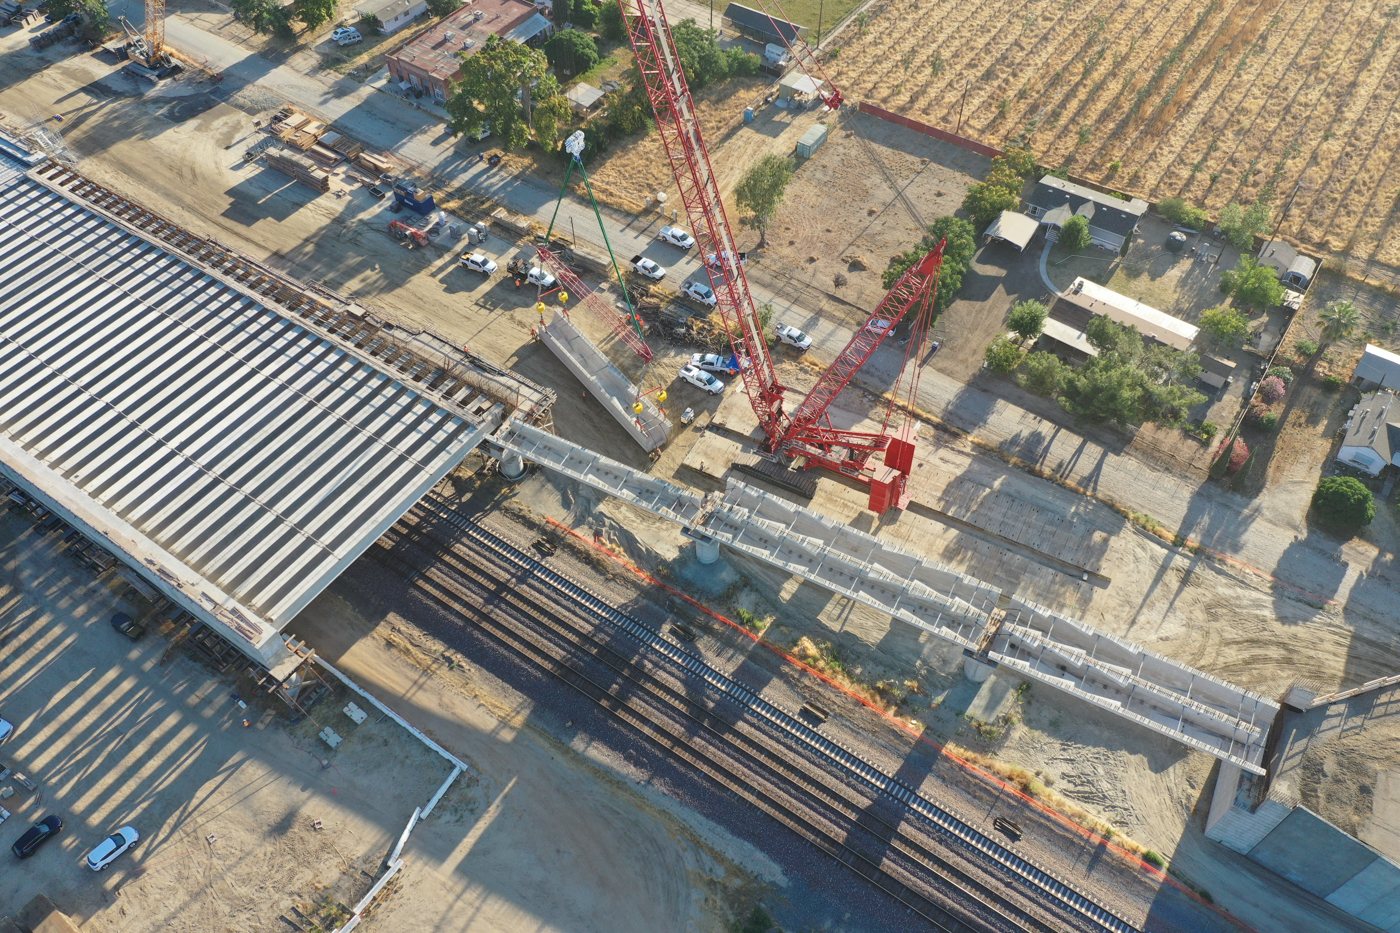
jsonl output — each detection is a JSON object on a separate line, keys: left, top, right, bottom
{"left": 542, "top": 517, "right": 1258, "bottom": 932}
{"left": 1185, "top": 537, "right": 1339, "bottom": 606}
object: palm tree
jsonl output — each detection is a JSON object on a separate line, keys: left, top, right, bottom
{"left": 1317, "top": 299, "right": 1361, "bottom": 352}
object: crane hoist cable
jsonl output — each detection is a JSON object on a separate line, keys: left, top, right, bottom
{"left": 544, "top": 130, "right": 648, "bottom": 351}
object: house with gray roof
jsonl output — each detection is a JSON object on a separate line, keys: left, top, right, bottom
{"left": 1338, "top": 390, "right": 1400, "bottom": 476}
{"left": 1353, "top": 344, "right": 1400, "bottom": 391}
{"left": 1024, "top": 177, "right": 1148, "bottom": 251}
{"left": 1258, "top": 238, "right": 1317, "bottom": 290}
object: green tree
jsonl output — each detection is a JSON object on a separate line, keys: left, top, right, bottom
{"left": 998, "top": 147, "right": 1038, "bottom": 178}
{"left": 962, "top": 180, "right": 1020, "bottom": 229}
{"left": 985, "top": 334, "right": 1025, "bottom": 374}
{"left": 531, "top": 78, "right": 572, "bottom": 154}
{"left": 46, "top": 0, "right": 109, "bottom": 33}
{"left": 1058, "top": 214, "right": 1092, "bottom": 252}
{"left": 1157, "top": 197, "right": 1209, "bottom": 230}
{"left": 1020, "top": 350, "right": 1064, "bottom": 396}
{"left": 1198, "top": 305, "right": 1250, "bottom": 348}
{"left": 1058, "top": 318, "right": 1204, "bottom": 427}
{"left": 545, "top": 29, "right": 600, "bottom": 76}
{"left": 445, "top": 36, "right": 550, "bottom": 149}
{"left": 882, "top": 216, "right": 977, "bottom": 314}
{"left": 1007, "top": 299, "right": 1048, "bottom": 343}
{"left": 554, "top": 0, "right": 572, "bottom": 28}
{"left": 599, "top": 0, "right": 626, "bottom": 41}
{"left": 1311, "top": 476, "right": 1375, "bottom": 533}
{"left": 602, "top": 67, "right": 652, "bottom": 138}
{"left": 572, "top": 0, "right": 599, "bottom": 27}
{"left": 1220, "top": 255, "right": 1284, "bottom": 310}
{"left": 1318, "top": 299, "right": 1361, "bottom": 351}
{"left": 427, "top": 0, "right": 458, "bottom": 14}
{"left": 294, "top": 0, "right": 337, "bottom": 28}
{"left": 1217, "top": 200, "right": 1273, "bottom": 249}
{"left": 735, "top": 154, "right": 796, "bottom": 249}
{"left": 670, "top": 19, "right": 730, "bottom": 89}
{"left": 230, "top": 0, "right": 287, "bottom": 34}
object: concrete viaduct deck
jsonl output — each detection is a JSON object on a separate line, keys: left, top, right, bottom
{"left": 495, "top": 419, "right": 1278, "bottom": 774}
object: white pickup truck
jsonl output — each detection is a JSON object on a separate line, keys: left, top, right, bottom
{"left": 630, "top": 254, "right": 667, "bottom": 280}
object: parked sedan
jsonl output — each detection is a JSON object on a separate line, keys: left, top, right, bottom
{"left": 86, "top": 826, "right": 140, "bottom": 871}
{"left": 680, "top": 280, "right": 716, "bottom": 307}
{"left": 678, "top": 363, "right": 724, "bottom": 395}
{"left": 657, "top": 225, "right": 695, "bottom": 249}
{"left": 109, "top": 612, "right": 145, "bottom": 641}
{"left": 12, "top": 815, "right": 62, "bottom": 859}
{"left": 0, "top": 717, "right": 12, "bottom": 745}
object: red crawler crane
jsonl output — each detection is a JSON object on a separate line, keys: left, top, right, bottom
{"left": 618, "top": 0, "right": 940, "bottom": 512}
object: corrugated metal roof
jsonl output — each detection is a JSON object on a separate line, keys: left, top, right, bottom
{"left": 0, "top": 174, "right": 490, "bottom": 636}
{"left": 723, "top": 3, "right": 802, "bottom": 42}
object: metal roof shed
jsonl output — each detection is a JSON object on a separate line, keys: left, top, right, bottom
{"left": 565, "top": 82, "right": 606, "bottom": 113}
{"left": 985, "top": 211, "right": 1039, "bottom": 251}
{"left": 722, "top": 2, "right": 805, "bottom": 43}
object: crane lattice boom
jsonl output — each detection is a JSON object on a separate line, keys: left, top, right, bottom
{"left": 145, "top": 0, "right": 165, "bottom": 61}
{"left": 782, "top": 245, "right": 942, "bottom": 475}
{"left": 619, "top": 0, "right": 788, "bottom": 440}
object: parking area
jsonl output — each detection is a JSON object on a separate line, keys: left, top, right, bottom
{"left": 0, "top": 510, "right": 451, "bottom": 933}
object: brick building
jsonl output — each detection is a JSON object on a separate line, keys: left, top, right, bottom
{"left": 386, "top": 0, "right": 552, "bottom": 103}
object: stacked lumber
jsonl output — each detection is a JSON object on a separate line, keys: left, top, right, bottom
{"left": 490, "top": 206, "right": 536, "bottom": 238}
{"left": 320, "top": 131, "right": 363, "bottom": 159}
{"left": 306, "top": 144, "right": 343, "bottom": 166}
{"left": 355, "top": 151, "right": 394, "bottom": 175}
{"left": 266, "top": 150, "right": 330, "bottom": 193}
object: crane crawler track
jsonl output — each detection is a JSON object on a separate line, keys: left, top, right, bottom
{"left": 365, "top": 495, "right": 1137, "bottom": 933}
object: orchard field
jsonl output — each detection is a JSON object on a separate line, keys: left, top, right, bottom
{"left": 825, "top": 0, "right": 1400, "bottom": 271}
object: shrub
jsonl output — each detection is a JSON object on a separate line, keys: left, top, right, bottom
{"left": 1295, "top": 338, "right": 1319, "bottom": 358}
{"left": 1020, "top": 350, "right": 1064, "bottom": 396}
{"left": 1244, "top": 401, "right": 1272, "bottom": 425}
{"left": 1008, "top": 299, "right": 1049, "bottom": 342}
{"left": 1311, "top": 476, "right": 1375, "bottom": 532}
{"left": 1265, "top": 365, "right": 1294, "bottom": 385}
{"left": 1157, "top": 197, "right": 1209, "bottom": 230}
{"left": 1059, "top": 214, "right": 1092, "bottom": 252}
{"left": 1323, "top": 373, "right": 1345, "bottom": 390}
{"left": 1259, "top": 375, "right": 1286, "bottom": 403}
{"left": 1198, "top": 420, "right": 1218, "bottom": 441}
{"left": 1143, "top": 850, "right": 1167, "bottom": 869}
{"left": 984, "top": 334, "right": 1025, "bottom": 374}
{"left": 1258, "top": 412, "right": 1279, "bottom": 430}
{"left": 1217, "top": 438, "right": 1250, "bottom": 474}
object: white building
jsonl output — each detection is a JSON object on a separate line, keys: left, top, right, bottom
{"left": 355, "top": 0, "right": 428, "bottom": 34}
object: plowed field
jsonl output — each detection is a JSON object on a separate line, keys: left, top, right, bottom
{"left": 826, "top": 0, "right": 1400, "bottom": 268}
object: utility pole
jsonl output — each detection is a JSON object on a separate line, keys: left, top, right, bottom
{"left": 816, "top": 0, "right": 824, "bottom": 45}
{"left": 1268, "top": 180, "right": 1303, "bottom": 245}
{"left": 709, "top": 0, "right": 713, "bottom": 32}
{"left": 955, "top": 80, "right": 970, "bottom": 135}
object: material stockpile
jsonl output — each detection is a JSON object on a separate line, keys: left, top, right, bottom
{"left": 265, "top": 149, "right": 330, "bottom": 193}
{"left": 319, "top": 131, "right": 363, "bottom": 160}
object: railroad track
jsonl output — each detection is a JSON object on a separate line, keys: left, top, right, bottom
{"left": 371, "top": 495, "right": 1137, "bottom": 933}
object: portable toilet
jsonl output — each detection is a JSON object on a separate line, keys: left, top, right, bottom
{"left": 744, "top": 106, "right": 754, "bottom": 123}
{"left": 796, "top": 123, "right": 829, "bottom": 159}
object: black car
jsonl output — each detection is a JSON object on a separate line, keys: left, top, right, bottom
{"left": 109, "top": 612, "right": 146, "bottom": 641}
{"left": 12, "top": 815, "right": 62, "bottom": 858}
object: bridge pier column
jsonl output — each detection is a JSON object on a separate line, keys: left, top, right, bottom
{"left": 695, "top": 538, "right": 721, "bottom": 565}
{"left": 963, "top": 657, "right": 995, "bottom": 683}
{"left": 499, "top": 451, "right": 527, "bottom": 480}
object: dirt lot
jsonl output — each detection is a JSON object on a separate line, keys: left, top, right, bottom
{"left": 761, "top": 108, "right": 991, "bottom": 315}
{"left": 0, "top": 511, "right": 448, "bottom": 933}
{"left": 822, "top": 0, "right": 1400, "bottom": 274}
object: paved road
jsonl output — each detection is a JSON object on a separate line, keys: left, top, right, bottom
{"left": 164, "top": 12, "right": 1387, "bottom": 628}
